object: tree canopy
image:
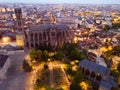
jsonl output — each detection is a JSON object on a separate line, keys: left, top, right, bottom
{"left": 29, "top": 48, "right": 37, "bottom": 60}
{"left": 117, "top": 62, "right": 120, "bottom": 72}
{"left": 23, "top": 59, "right": 32, "bottom": 72}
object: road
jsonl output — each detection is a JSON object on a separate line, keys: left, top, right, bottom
{"left": 0, "top": 52, "right": 33, "bottom": 90}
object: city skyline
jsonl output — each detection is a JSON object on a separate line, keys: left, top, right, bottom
{"left": 0, "top": 0, "right": 120, "bottom": 4}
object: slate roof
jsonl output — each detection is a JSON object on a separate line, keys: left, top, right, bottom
{"left": 100, "top": 78, "right": 117, "bottom": 90}
{"left": 29, "top": 24, "right": 69, "bottom": 31}
{"left": 0, "top": 54, "right": 8, "bottom": 68}
{"left": 79, "top": 59, "right": 109, "bottom": 76}
{"left": 99, "top": 80, "right": 112, "bottom": 90}
{"left": 3, "top": 45, "right": 24, "bottom": 51}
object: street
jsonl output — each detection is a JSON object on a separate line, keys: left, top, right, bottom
{"left": 0, "top": 52, "right": 33, "bottom": 90}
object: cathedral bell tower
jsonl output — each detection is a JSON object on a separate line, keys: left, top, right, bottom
{"left": 14, "top": 8, "right": 24, "bottom": 47}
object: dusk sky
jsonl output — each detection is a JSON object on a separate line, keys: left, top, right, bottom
{"left": 0, "top": 0, "right": 120, "bottom": 4}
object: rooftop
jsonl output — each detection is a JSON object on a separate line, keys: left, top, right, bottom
{"left": 99, "top": 80, "right": 112, "bottom": 90}
{"left": 3, "top": 45, "right": 24, "bottom": 51}
{"left": 79, "top": 59, "right": 109, "bottom": 76}
{"left": 29, "top": 24, "right": 69, "bottom": 31}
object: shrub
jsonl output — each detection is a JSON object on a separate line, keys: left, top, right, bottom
{"left": 23, "top": 60, "right": 32, "bottom": 72}
{"left": 44, "top": 63, "right": 49, "bottom": 70}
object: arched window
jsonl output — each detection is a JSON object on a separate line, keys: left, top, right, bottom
{"left": 39, "top": 33, "right": 42, "bottom": 41}
{"left": 31, "top": 43, "right": 34, "bottom": 48}
{"left": 26, "top": 42, "right": 29, "bottom": 47}
{"left": 35, "top": 33, "right": 38, "bottom": 41}
{"left": 57, "top": 32, "right": 59, "bottom": 39}
{"left": 96, "top": 74, "right": 102, "bottom": 81}
{"left": 30, "top": 33, "right": 33, "bottom": 41}
{"left": 62, "top": 31, "right": 65, "bottom": 38}
{"left": 82, "top": 67, "right": 85, "bottom": 73}
{"left": 91, "top": 71, "right": 96, "bottom": 79}
{"left": 35, "top": 43, "right": 38, "bottom": 49}
{"left": 85, "top": 69, "right": 90, "bottom": 76}
{"left": 43, "top": 32, "right": 46, "bottom": 40}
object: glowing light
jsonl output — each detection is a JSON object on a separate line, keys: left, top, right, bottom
{"left": 40, "top": 87, "right": 46, "bottom": 90}
{"left": 16, "top": 34, "right": 24, "bottom": 46}
{"left": 2, "top": 37, "right": 10, "bottom": 43}
{"left": 74, "top": 37, "right": 78, "bottom": 43}
{"left": 70, "top": 61, "right": 75, "bottom": 65}
{"left": 108, "top": 46, "right": 113, "bottom": 51}
{"left": 75, "top": 60, "right": 79, "bottom": 63}
{"left": 80, "top": 81, "right": 88, "bottom": 90}
{"left": 100, "top": 46, "right": 113, "bottom": 52}
{"left": 72, "top": 65, "right": 78, "bottom": 71}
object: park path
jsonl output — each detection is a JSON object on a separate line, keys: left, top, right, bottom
{"left": 60, "top": 65, "right": 70, "bottom": 85}
{"left": 49, "top": 61, "right": 70, "bottom": 89}
{"left": 49, "top": 62, "right": 54, "bottom": 88}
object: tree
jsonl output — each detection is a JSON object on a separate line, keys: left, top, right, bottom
{"left": 117, "top": 62, "right": 120, "bottom": 72}
{"left": 70, "top": 50, "right": 84, "bottom": 60}
{"left": 23, "top": 60, "right": 32, "bottom": 72}
{"left": 67, "top": 66, "right": 74, "bottom": 76}
{"left": 74, "top": 71, "right": 85, "bottom": 83}
{"left": 79, "top": 80, "right": 93, "bottom": 90}
{"left": 63, "top": 43, "right": 78, "bottom": 56}
{"left": 102, "top": 51, "right": 113, "bottom": 60}
{"left": 54, "top": 52, "right": 64, "bottom": 60}
{"left": 29, "top": 48, "right": 37, "bottom": 60}
{"left": 44, "top": 63, "right": 49, "bottom": 70}
{"left": 38, "top": 43, "right": 53, "bottom": 52}
{"left": 70, "top": 82, "right": 82, "bottom": 90}
{"left": 112, "top": 46, "right": 120, "bottom": 56}
{"left": 36, "top": 50, "right": 42, "bottom": 61}
{"left": 110, "top": 69, "right": 120, "bottom": 82}
{"left": 42, "top": 50, "right": 49, "bottom": 61}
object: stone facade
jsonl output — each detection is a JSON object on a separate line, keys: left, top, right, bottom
{"left": 15, "top": 8, "right": 25, "bottom": 47}
{"left": 25, "top": 24, "right": 73, "bottom": 49}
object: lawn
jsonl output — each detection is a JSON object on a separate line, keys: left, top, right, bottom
{"left": 34, "top": 68, "right": 50, "bottom": 90}
{"left": 53, "top": 67, "right": 69, "bottom": 90}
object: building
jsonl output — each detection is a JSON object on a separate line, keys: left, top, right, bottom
{"left": 56, "top": 16, "right": 78, "bottom": 28}
{"left": 24, "top": 24, "right": 73, "bottom": 49}
{"left": 14, "top": 8, "right": 24, "bottom": 47}
{"left": 85, "top": 20, "right": 94, "bottom": 28}
{"left": 79, "top": 59, "right": 117, "bottom": 90}
{"left": 0, "top": 54, "right": 11, "bottom": 79}
{"left": 14, "top": 8, "right": 23, "bottom": 32}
